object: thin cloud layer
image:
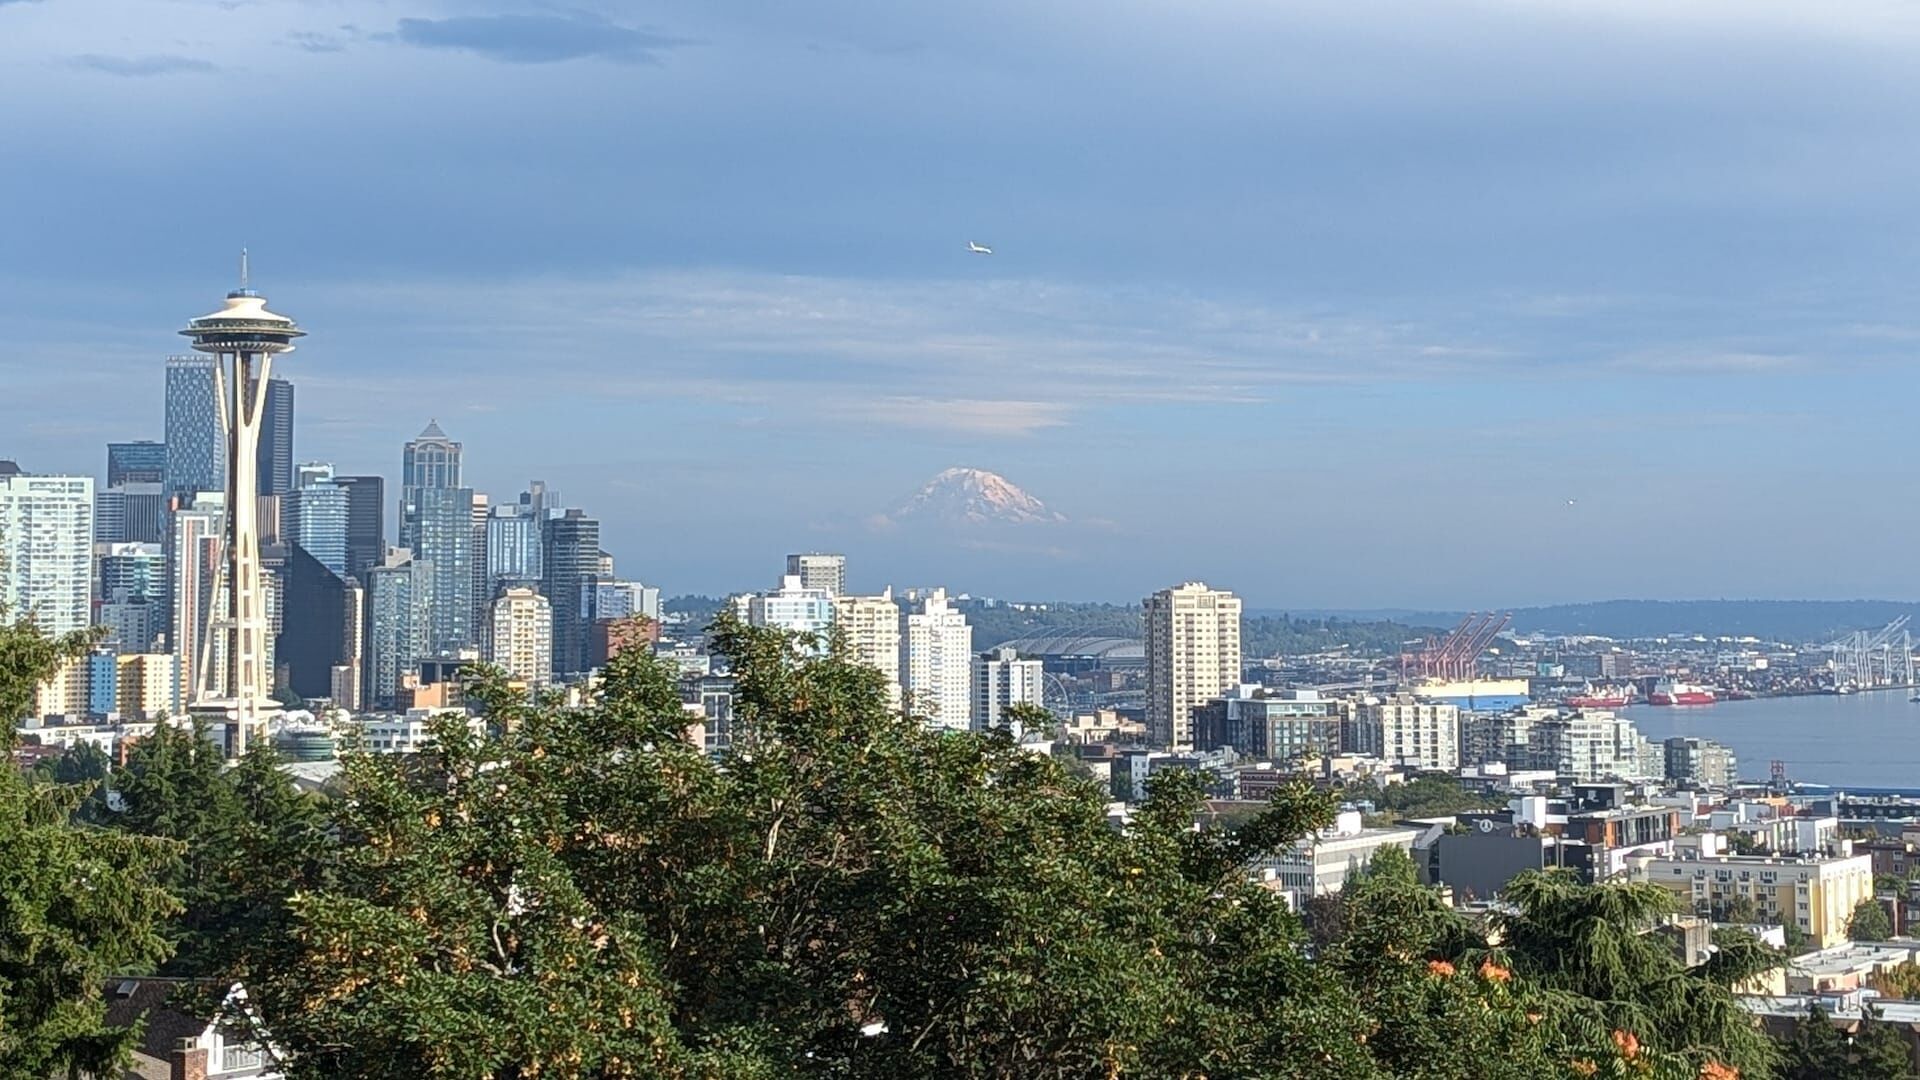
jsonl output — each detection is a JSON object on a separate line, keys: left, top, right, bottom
{"left": 392, "top": 13, "right": 691, "bottom": 65}
{"left": 67, "top": 53, "right": 217, "bottom": 76}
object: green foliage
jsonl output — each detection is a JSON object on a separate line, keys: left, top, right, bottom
{"left": 0, "top": 612, "right": 96, "bottom": 749}
{"left": 203, "top": 615, "right": 1787, "bottom": 1078}
{"left": 964, "top": 601, "right": 1144, "bottom": 650}
{"left": 0, "top": 617, "right": 179, "bottom": 1078}
{"left": 1348, "top": 775, "right": 1501, "bottom": 819}
{"left": 103, "top": 721, "right": 333, "bottom": 979}
{"left": 28, "top": 739, "right": 110, "bottom": 787}
{"left": 1850, "top": 898, "right": 1894, "bottom": 943}
{"left": 1872, "top": 961, "right": 1920, "bottom": 1001}
{"left": 998, "top": 700, "right": 1054, "bottom": 734}
{"left": 1780, "top": 1005, "right": 1914, "bottom": 1080}
{"left": 1496, "top": 870, "right": 1780, "bottom": 1078}
{"left": 1711, "top": 894, "right": 1760, "bottom": 924}
{"left": 1242, "top": 615, "right": 1436, "bottom": 659}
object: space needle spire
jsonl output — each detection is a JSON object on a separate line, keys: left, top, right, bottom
{"left": 179, "top": 254, "right": 304, "bottom": 756}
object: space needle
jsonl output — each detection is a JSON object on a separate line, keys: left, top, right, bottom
{"left": 180, "top": 252, "right": 304, "bottom": 756}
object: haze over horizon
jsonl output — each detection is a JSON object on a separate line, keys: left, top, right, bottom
{"left": 7, "top": 0, "right": 1920, "bottom": 607}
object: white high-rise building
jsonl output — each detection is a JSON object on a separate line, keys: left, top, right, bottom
{"left": 1528, "top": 709, "right": 1661, "bottom": 782}
{"left": 1348, "top": 696, "right": 1461, "bottom": 771}
{"left": 737, "top": 575, "right": 836, "bottom": 652}
{"left": 832, "top": 589, "right": 901, "bottom": 708}
{"left": 0, "top": 473, "right": 93, "bottom": 637}
{"left": 168, "top": 495, "right": 225, "bottom": 716}
{"left": 973, "top": 645, "right": 1044, "bottom": 730}
{"left": 1144, "top": 582, "right": 1242, "bottom": 750}
{"left": 489, "top": 586, "right": 553, "bottom": 690}
{"left": 785, "top": 552, "right": 847, "bottom": 597}
{"left": 901, "top": 588, "right": 973, "bottom": 731}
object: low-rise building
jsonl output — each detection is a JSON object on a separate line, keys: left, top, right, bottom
{"left": 1782, "top": 940, "right": 1920, "bottom": 994}
{"left": 350, "top": 708, "right": 480, "bottom": 754}
{"left": 1261, "top": 809, "right": 1421, "bottom": 898}
{"left": 1635, "top": 848, "right": 1875, "bottom": 949}
{"left": 1196, "top": 685, "right": 1340, "bottom": 765}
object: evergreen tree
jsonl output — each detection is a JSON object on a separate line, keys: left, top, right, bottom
{"left": 0, "top": 614, "right": 178, "bottom": 1077}
{"left": 1781, "top": 1005, "right": 1915, "bottom": 1080}
{"left": 1850, "top": 897, "right": 1894, "bottom": 943}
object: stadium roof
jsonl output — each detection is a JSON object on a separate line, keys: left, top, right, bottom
{"left": 995, "top": 634, "right": 1145, "bottom": 662}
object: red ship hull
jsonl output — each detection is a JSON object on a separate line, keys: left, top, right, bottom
{"left": 1566, "top": 695, "right": 1630, "bottom": 709}
{"left": 1649, "top": 691, "right": 1715, "bottom": 706}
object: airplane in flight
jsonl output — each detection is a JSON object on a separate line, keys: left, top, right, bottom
{"left": 967, "top": 241, "right": 993, "bottom": 255}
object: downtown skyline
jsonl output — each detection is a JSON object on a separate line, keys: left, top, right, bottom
{"left": 8, "top": 1, "right": 1920, "bottom": 606}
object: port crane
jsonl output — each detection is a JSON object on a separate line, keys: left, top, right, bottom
{"left": 1826, "top": 616, "right": 1915, "bottom": 690}
{"left": 1399, "top": 611, "right": 1512, "bottom": 681}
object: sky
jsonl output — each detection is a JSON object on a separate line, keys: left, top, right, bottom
{"left": 5, "top": 0, "right": 1920, "bottom": 608}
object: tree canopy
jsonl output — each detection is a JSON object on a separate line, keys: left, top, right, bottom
{"left": 1848, "top": 898, "right": 1894, "bottom": 943}
{"left": 0, "top": 609, "right": 1800, "bottom": 1078}
{"left": 0, "top": 614, "right": 178, "bottom": 1078}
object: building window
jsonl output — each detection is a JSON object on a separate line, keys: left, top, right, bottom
{"left": 221, "top": 1043, "right": 266, "bottom": 1071}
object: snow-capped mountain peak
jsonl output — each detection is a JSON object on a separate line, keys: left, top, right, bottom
{"left": 891, "top": 467, "right": 1067, "bottom": 526}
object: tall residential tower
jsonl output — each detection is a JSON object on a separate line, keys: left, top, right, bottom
{"left": 1144, "top": 582, "right": 1242, "bottom": 750}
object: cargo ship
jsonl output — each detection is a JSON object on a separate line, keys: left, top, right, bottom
{"left": 1409, "top": 677, "right": 1532, "bottom": 712}
{"left": 1565, "top": 685, "right": 1633, "bottom": 709}
{"left": 1648, "top": 678, "right": 1716, "bottom": 706}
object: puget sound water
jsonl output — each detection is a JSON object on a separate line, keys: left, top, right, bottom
{"left": 1620, "top": 689, "right": 1920, "bottom": 791}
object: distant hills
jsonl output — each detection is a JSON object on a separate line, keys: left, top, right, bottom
{"left": 669, "top": 595, "right": 1920, "bottom": 650}
{"left": 1270, "top": 600, "right": 1920, "bottom": 645}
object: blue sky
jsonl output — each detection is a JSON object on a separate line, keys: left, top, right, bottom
{"left": 4, "top": 0, "right": 1920, "bottom": 607}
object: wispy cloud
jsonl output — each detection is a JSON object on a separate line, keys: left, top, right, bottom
{"left": 302, "top": 269, "right": 1502, "bottom": 406}
{"left": 68, "top": 53, "right": 218, "bottom": 76}
{"left": 832, "top": 397, "right": 1074, "bottom": 437}
{"left": 391, "top": 13, "right": 692, "bottom": 65}
{"left": 1611, "top": 348, "right": 1799, "bottom": 374}
{"left": 286, "top": 27, "right": 358, "bottom": 54}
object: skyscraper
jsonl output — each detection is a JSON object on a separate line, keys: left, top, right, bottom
{"left": 97, "top": 541, "right": 164, "bottom": 653}
{"left": 106, "top": 440, "right": 167, "bottom": 486}
{"left": 276, "top": 543, "right": 353, "bottom": 701}
{"left": 0, "top": 473, "right": 93, "bottom": 636}
{"left": 490, "top": 586, "right": 553, "bottom": 690}
{"left": 470, "top": 492, "right": 492, "bottom": 647}
{"left": 486, "top": 500, "right": 544, "bottom": 590}
{"left": 973, "top": 646, "right": 1045, "bottom": 730}
{"left": 785, "top": 552, "right": 847, "bottom": 597}
{"left": 365, "top": 550, "right": 431, "bottom": 711}
{"left": 413, "top": 485, "right": 477, "bottom": 656}
{"left": 164, "top": 356, "right": 223, "bottom": 498}
{"left": 178, "top": 265, "right": 305, "bottom": 754}
{"left": 832, "top": 589, "right": 901, "bottom": 708}
{"left": 333, "top": 474, "right": 386, "bottom": 579}
{"left": 284, "top": 463, "right": 349, "bottom": 577}
{"left": 256, "top": 377, "right": 295, "bottom": 496}
{"left": 400, "top": 420, "right": 462, "bottom": 545}
{"left": 542, "top": 509, "right": 599, "bottom": 680}
{"left": 93, "top": 482, "right": 167, "bottom": 544}
{"left": 1144, "top": 582, "right": 1242, "bottom": 750}
{"left": 901, "top": 588, "right": 973, "bottom": 731}
{"left": 167, "top": 495, "right": 224, "bottom": 714}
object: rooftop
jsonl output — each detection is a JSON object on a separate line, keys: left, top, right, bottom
{"left": 1743, "top": 991, "right": 1920, "bottom": 1024}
